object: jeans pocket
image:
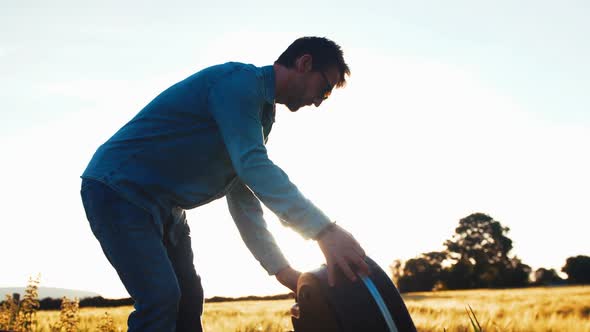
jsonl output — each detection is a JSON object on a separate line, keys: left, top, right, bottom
{"left": 81, "top": 187, "right": 104, "bottom": 239}
{"left": 81, "top": 179, "right": 154, "bottom": 239}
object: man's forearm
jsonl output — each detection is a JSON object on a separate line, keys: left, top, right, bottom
{"left": 226, "top": 180, "right": 290, "bottom": 275}
{"left": 275, "top": 266, "right": 301, "bottom": 292}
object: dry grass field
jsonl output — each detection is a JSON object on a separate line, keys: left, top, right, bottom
{"left": 31, "top": 285, "right": 590, "bottom": 331}
{"left": 404, "top": 285, "right": 590, "bottom": 331}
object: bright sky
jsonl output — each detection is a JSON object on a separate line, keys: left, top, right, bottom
{"left": 1, "top": 1, "right": 589, "bottom": 298}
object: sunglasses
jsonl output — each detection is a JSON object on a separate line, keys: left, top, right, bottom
{"left": 319, "top": 71, "right": 334, "bottom": 101}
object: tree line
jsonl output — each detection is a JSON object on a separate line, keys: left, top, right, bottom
{"left": 390, "top": 212, "right": 590, "bottom": 292}
{"left": 32, "top": 293, "right": 295, "bottom": 310}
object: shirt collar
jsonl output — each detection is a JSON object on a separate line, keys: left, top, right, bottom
{"left": 261, "top": 65, "right": 275, "bottom": 104}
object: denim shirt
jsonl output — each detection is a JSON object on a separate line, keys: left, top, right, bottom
{"left": 81, "top": 62, "right": 332, "bottom": 275}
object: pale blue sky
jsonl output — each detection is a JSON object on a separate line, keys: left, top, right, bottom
{"left": 1, "top": 1, "right": 588, "bottom": 298}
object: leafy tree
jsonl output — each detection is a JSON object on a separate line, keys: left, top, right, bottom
{"left": 562, "top": 255, "right": 590, "bottom": 284}
{"left": 444, "top": 213, "right": 512, "bottom": 266}
{"left": 442, "top": 259, "right": 475, "bottom": 289}
{"left": 395, "top": 251, "right": 447, "bottom": 292}
{"left": 392, "top": 213, "right": 535, "bottom": 290}
{"left": 533, "top": 268, "right": 564, "bottom": 285}
{"left": 495, "top": 257, "right": 531, "bottom": 287}
{"left": 389, "top": 259, "right": 403, "bottom": 286}
{"left": 443, "top": 213, "right": 530, "bottom": 288}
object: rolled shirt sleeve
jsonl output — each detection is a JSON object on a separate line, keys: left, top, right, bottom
{"left": 226, "top": 180, "right": 290, "bottom": 275}
{"left": 209, "top": 67, "right": 332, "bottom": 239}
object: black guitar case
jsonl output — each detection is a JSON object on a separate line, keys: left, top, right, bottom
{"left": 291, "top": 257, "right": 417, "bottom": 332}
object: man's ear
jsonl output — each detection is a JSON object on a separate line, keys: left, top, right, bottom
{"left": 295, "top": 54, "right": 313, "bottom": 73}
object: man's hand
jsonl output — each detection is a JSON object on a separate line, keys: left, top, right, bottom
{"left": 317, "top": 223, "right": 370, "bottom": 287}
{"left": 275, "top": 266, "right": 301, "bottom": 293}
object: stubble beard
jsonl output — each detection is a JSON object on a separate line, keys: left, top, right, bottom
{"left": 285, "top": 81, "right": 304, "bottom": 112}
{"left": 286, "top": 97, "right": 302, "bottom": 112}
{"left": 287, "top": 103, "right": 301, "bottom": 112}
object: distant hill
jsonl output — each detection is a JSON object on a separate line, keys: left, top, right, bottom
{"left": 0, "top": 287, "right": 100, "bottom": 300}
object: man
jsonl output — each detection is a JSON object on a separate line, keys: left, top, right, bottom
{"left": 80, "top": 36, "right": 369, "bottom": 331}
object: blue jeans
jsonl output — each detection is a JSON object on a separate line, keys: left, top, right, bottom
{"left": 80, "top": 179, "right": 204, "bottom": 331}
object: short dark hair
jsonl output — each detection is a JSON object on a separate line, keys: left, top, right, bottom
{"left": 275, "top": 36, "right": 350, "bottom": 88}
